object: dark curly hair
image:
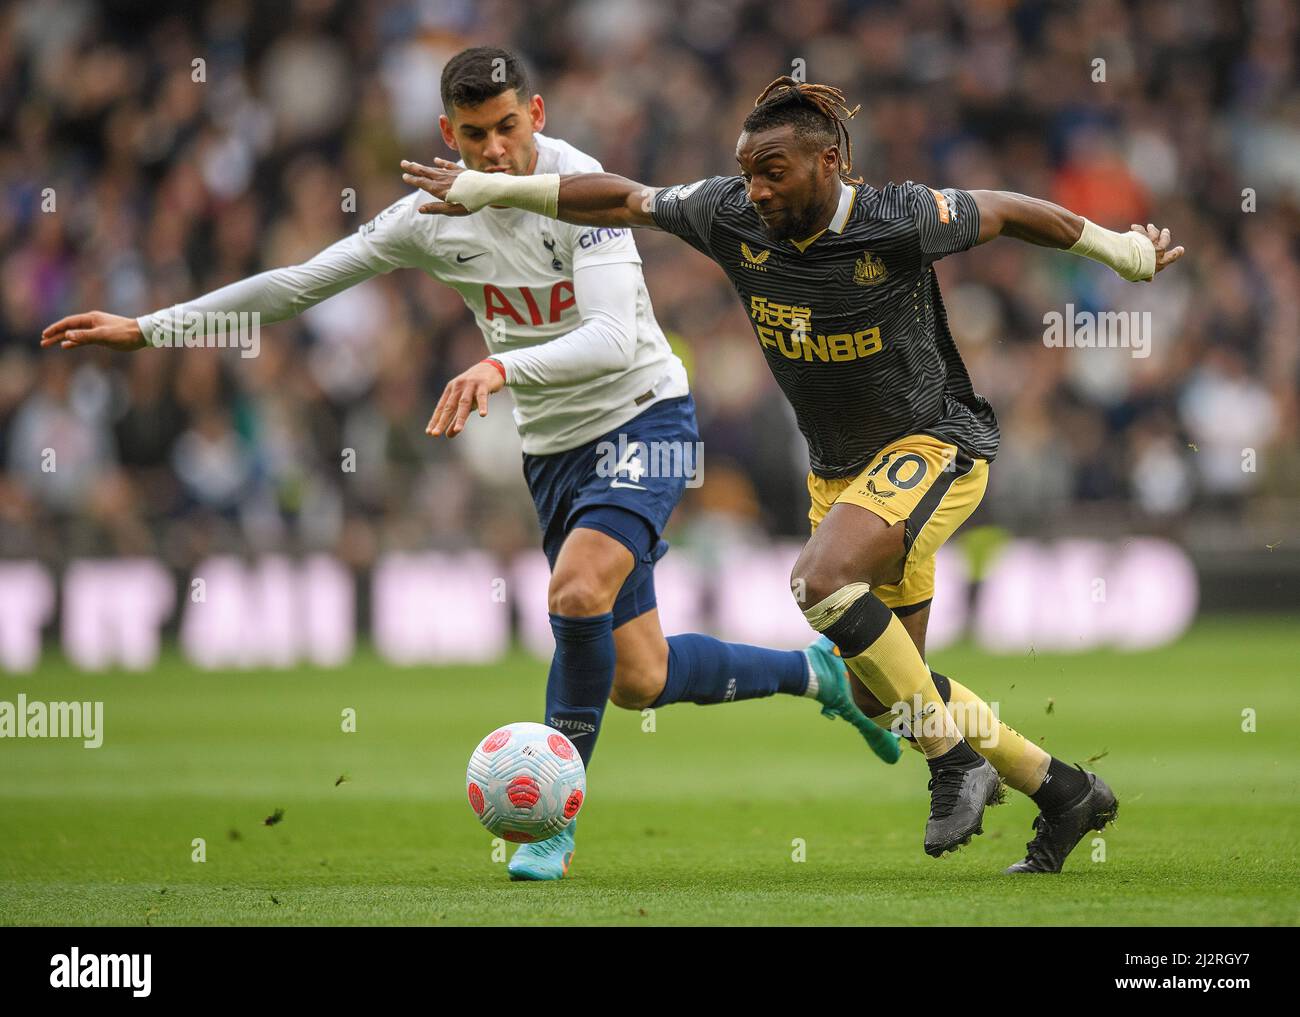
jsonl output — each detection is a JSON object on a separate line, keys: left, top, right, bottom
{"left": 743, "top": 76, "right": 862, "bottom": 184}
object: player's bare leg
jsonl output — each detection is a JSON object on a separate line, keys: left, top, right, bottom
{"left": 608, "top": 608, "right": 669, "bottom": 709}
{"left": 547, "top": 527, "right": 634, "bottom": 618}
{"left": 792, "top": 503, "right": 1002, "bottom": 856}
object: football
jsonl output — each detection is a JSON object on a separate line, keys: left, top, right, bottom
{"left": 465, "top": 722, "right": 586, "bottom": 843}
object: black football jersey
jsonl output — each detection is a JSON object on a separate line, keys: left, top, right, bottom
{"left": 651, "top": 176, "right": 999, "bottom": 478}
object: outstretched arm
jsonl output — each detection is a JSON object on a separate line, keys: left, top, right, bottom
{"left": 553, "top": 173, "right": 658, "bottom": 228}
{"left": 401, "top": 158, "right": 659, "bottom": 229}
{"left": 42, "top": 238, "right": 386, "bottom": 352}
{"left": 969, "top": 189, "right": 1184, "bottom": 279}
{"left": 41, "top": 195, "right": 424, "bottom": 352}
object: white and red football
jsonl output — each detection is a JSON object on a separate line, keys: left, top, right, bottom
{"left": 465, "top": 722, "right": 586, "bottom": 842}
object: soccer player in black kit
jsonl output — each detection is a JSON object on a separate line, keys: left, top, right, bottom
{"left": 403, "top": 76, "right": 1185, "bottom": 872}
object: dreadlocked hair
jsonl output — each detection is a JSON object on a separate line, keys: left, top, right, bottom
{"left": 744, "top": 76, "right": 862, "bottom": 184}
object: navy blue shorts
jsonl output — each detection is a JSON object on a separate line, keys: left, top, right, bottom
{"left": 523, "top": 394, "right": 699, "bottom": 627}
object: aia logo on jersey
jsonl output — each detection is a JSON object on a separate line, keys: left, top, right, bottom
{"left": 854, "top": 251, "right": 888, "bottom": 286}
{"left": 741, "top": 241, "right": 771, "bottom": 271}
{"left": 484, "top": 282, "right": 576, "bottom": 325}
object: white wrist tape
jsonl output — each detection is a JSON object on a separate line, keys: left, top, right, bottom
{"left": 446, "top": 170, "right": 560, "bottom": 217}
{"left": 1069, "top": 219, "right": 1156, "bottom": 282}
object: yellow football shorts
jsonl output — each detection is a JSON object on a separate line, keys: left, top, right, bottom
{"left": 806, "top": 433, "right": 989, "bottom": 611}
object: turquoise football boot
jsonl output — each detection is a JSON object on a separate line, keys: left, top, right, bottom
{"left": 507, "top": 823, "right": 576, "bottom": 881}
{"left": 805, "top": 636, "right": 903, "bottom": 764}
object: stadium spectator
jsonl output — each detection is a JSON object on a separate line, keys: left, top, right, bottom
{"left": 3, "top": 0, "right": 1297, "bottom": 569}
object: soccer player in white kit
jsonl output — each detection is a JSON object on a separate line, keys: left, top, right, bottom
{"left": 40, "top": 47, "right": 899, "bottom": 881}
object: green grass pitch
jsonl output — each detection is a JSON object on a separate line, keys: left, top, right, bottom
{"left": 1, "top": 617, "right": 1296, "bottom": 926}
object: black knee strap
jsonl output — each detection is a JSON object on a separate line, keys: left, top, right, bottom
{"left": 820, "top": 589, "right": 893, "bottom": 658}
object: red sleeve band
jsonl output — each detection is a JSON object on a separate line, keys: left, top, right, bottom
{"left": 481, "top": 357, "right": 507, "bottom": 382}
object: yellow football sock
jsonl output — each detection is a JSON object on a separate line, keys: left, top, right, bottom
{"left": 840, "top": 615, "right": 962, "bottom": 759}
{"left": 873, "top": 679, "right": 1050, "bottom": 793}
{"left": 946, "top": 679, "right": 1050, "bottom": 793}
{"left": 804, "top": 583, "right": 963, "bottom": 759}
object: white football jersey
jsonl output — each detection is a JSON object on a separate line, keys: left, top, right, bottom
{"left": 139, "top": 134, "right": 689, "bottom": 455}
{"left": 352, "top": 134, "right": 689, "bottom": 453}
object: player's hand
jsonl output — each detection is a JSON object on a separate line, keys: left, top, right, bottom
{"left": 1130, "top": 223, "right": 1185, "bottom": 278}
{"left": 40, "top": 311, "right": 146, "bottom": 351}
{"left": 426, "top": 361, "right": 505, "bottom": 438}
{"left": 402, "top": 158, "right": 472, "bottom": 216}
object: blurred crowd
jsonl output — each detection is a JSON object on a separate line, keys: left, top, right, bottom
{"left": 1, "top": 0, "right": 1297, "bottom": 571}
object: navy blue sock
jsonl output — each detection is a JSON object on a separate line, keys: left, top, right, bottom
{"left": 653, "top": 634, "right": 809, "bottom": 707}
{"left": 545, "top": 612, "right": 615, "bottom": 769}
